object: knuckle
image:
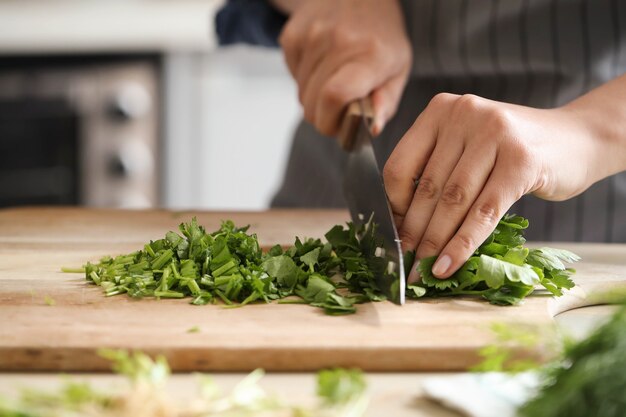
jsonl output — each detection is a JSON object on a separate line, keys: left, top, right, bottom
{"left": 473, "top": 201, "right": 500, "bottom": 226}
{"left": 440, "top": 183, "right": 467, "bottom": 206}
{"left": 414, "top": 177, "right": 439, "bottom": 200}
{"left": 453, "top": 233, "right": 475, "bottom": 252}
{"left": 450, "top": 94, "right": 482, "bottom": 123}
{"left": 399, "top": 229, "right": 419, "bottom": 248}
{"left": 279, "top": 25, "right": 297, "bottom": 49}
{"left": 320, "top": 82, "right": 350, "bottom": 107}
{"left": 416, "top": 237, "right": 440, "bottom": 258}
{"left": 306, "top": 21, "right": 326, "bottom": 45}
{"left": 454, "top": 94, "right": 483, "bottom": 113}
{"left": 509, "top": 140, "right": 534, "bottom": 168}
{"left": 329, "top": 26, "right": 354, "bottom": 48}
{"left": 484, "top": 107, "right": 513, "bottom": 134}
{"left": 428, "top": 92, "right": 457, "bottom": 109}
{"left": 382, "top": 161, "right": 403, "bottom": 187}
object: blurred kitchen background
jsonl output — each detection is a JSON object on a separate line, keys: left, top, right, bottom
{"left": 0, "top": 0, "right": 300, "bottom": 210}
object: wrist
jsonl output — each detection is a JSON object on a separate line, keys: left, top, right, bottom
{"left": 561, "top": 97, "right": 626, "bottom": 182}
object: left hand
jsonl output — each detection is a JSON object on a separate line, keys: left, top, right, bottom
{"left": 383, "top": 93, "right": 603, "bottom": 280}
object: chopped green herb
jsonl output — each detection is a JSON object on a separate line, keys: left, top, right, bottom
{"left": 471, "top": 322, "right": 558, "bottom": 373}
{"left": 187, "top": 326, "right": 200, "bottom": 333}
{"left": 60, "top": 266, "right": 85, "bottom": 273}
{"left": 44, "top": 295, "right": 56, "bottom": 306}
{"left": 0, "top": 350, "right": 369, "bottom": 417}
{"left": 71, "top": 214, "right": 577, "bottom": 313}
{"left": 317, "top": 368, "right": 367, "bottom": 404}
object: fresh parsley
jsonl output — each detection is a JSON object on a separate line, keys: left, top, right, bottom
{"left": 0, "top": 350, "right": 369, "bottom": 417}
{"left": 414, "top": 214, "right": 579, "bottom": 305}
{"left": 75, "top": 214, "right": 578, "bottom": 314}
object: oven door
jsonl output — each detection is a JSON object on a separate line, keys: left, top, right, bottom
{"left": 0, "top": 98, "right": 79, "bottom": 207}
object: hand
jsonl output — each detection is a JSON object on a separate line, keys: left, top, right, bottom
{"left": 383, "top": 93, "right": 605, "bottom": 280}
{"left": 278, "top": 0, "right": 412, "bottom": 136}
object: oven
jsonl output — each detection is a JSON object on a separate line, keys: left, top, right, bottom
{"left": 0, "top": 55, "right": 160, "bottom": 208}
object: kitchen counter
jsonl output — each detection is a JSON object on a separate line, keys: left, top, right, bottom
{"left": 0, "top": 0, "right": 223, "bottom": 54}
{"left": 1, "top": 207, "right": 624, "bottom": 416}
{"left": 0, "top": 304, "right": 618, "bottom": 417}
{"left": 0, "top": 372, "right": 463, "bottom": 417}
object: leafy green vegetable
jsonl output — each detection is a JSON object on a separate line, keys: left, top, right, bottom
{"left": 73, "top": 214, "right": 578, "bottom": 314}
{"left": 0, "top": 350, "right": 369, "bottom": 417}
{"left": 413, "top": 214, "right": 579, "bottom": 305}
{"left": 519, "top": 304, "right": 626, "bottom": 417}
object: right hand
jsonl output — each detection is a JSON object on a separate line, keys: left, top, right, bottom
{"left": 278, "top": 0, "right": 412, "bottom": 136}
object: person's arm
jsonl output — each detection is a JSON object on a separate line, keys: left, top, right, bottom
{"left": 563, "top": 74, "right": 626, "bottom": 181}
{"left": 383, "top": 74, "right": 626, "bottom": 281}
{"left": 273, "top": 0, "right": 412, "bottom": 136}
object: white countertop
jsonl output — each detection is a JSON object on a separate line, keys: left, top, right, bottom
{"left": 0, "top": 372, "right": 461, "bottom": 417}
{"left": 0, "top": 0, "right": 224, "bottom": 54}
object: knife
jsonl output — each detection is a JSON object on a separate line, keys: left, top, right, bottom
{"left": 338, "top": 98, "right": 406, "bottom": 305}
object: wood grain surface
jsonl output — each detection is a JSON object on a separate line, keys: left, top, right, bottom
{"left": 1, "top": 207, "right": 625, "bottom": 372}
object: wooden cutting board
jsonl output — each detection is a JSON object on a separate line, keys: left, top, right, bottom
{"left": 1, "top": 207, "right": 625, "bottom": 372}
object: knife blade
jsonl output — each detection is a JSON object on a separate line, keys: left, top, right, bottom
{"left": 338, "top": 99, "right": 406, "bottom": 305}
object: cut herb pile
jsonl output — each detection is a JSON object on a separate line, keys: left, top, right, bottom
{"left": 0, "top": 350, "right": 368, "bottom": 417}
{"left": 78, "top": 214, "right": 579, "bottom": 314}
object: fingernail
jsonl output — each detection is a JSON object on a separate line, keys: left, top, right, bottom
{"left": 407, "top": 260, "right": 421, "bottom": 284}
{"left": 372, "top": 117, "right": 385, "bottom": 136}
{"left": 432, "top": 254, "right": 451, "bottom": 278}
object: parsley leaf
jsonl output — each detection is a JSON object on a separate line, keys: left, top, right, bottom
{"left": 407, "top": 214, "right": 579, "bottom": 306}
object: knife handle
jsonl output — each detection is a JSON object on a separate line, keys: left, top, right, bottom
{"left": 338, "top": 97, "right": 375, "bottom": 151}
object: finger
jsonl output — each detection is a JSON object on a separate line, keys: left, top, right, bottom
{"left": 300, "top": 52, "right": 347, "bottom": 129}
{"left": 430, "top": 160, "right": 527, "bottom": 278}
{"left": 278, "top": 20, "right": 304, "bottom": 77}
{"left": 407, "top": 260, "right": 421, "bottom": 284}
{"left": 311, "top": 60, "right": 388, "bottom": 136}
{"left": 415, "top": 142, "right": 497, "bottom": 261}
{"left": 397, "top": 140, "right": 464, "bottom": 253}
{"left": 383, "top": 93, "right": 457, "bottom": 228}
{"left": 370, "top": 72, "right": 408, "bottom": 136}
{"left": 295, "top": 25, "right": 332, "bottom": 104}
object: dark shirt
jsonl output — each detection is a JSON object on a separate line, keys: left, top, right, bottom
{"left": 215, "top": 0, "right": 285, "bottom": 47}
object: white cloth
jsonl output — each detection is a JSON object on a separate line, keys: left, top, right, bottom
{"left": 421, "top": 372, "right": 540, "bottom": 417}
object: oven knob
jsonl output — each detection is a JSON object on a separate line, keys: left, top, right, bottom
{"left": 107, "top": 140, "right": 154, "bottom": 179}
{"left": 108, "top": 82, "right": 151, "bottom": 121}
{"left": 107, "top": 154, "right": 128, "bottom": 178}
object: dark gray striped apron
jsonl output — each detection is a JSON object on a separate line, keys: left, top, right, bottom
{"left": 272, "top": 0, "right": 626, "bottom": 243}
